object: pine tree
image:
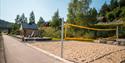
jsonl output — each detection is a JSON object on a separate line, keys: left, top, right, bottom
{"left": 100, "top": 2, "right": 110, "bottom": 16}
{"left": 110, "top": 0, "right": 118, "bottom": 10}
{"left": 25, "top": 17, "right": 28, "bottom": 23}
{"left": 29, "top": 11, "right": 35, "bottom": 24}
{"left": 37, "top": 17, "right": 45, "bottom": 27}
{"left": 89, "top": 8, "right": 97, "bottom": 17}
{"left": 119, "top": 0, "right": 125, "bottom": 7}
{"left": 15, "top": 15, "right": 20, "bottom": 24}
{"left": 50, "top": 10, "right": 62, "bottom": 29}
{"left": 19, "top": 13, "right": 27, "bottom": 23}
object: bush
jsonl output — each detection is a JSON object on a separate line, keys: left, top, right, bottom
{"left": 120, "top": 7, "right": 125, "bottom": 17}
{"left": 40, "top": 27, "right": 61, "bottom": 38}
{"left": 11, "top": 23, "right": 20, "bottom": 35}
{"left": 83, "top": 31, "right": 95, "bottom": 39}
{"left": 106, "top": 12, "right": 115, "bottom": 21}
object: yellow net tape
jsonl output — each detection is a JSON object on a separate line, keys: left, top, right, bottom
{"left": 64, "top": 23, "right": 116, "bottom": 41}
{"left": 65, "top": 23, "right": 116, "bottom": 31}
{"left": 64, "top": 37, "right": 94, "bottom": 41}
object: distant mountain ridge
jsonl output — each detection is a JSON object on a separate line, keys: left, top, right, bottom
{"left": 0, "top": 19, "right": 13, "bottom": 29}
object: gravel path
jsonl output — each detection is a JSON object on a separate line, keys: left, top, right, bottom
{"left": 31, "top": 41, "right": 125, "bottom": 63}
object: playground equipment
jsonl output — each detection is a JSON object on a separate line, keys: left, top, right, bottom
{"left": 64, "top": 23, "right": 117, "bottom": 41}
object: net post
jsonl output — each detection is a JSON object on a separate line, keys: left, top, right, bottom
{"left": 61, "top": 18, "right": 64, "bottom": 58}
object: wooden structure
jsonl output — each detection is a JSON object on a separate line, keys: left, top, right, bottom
{"left": 20, "top": 23, "right": 39, "bottom": 37}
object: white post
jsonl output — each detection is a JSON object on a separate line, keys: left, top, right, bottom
{"left": 116, "top": 26, "right": 119, "bottom": 39}
{"left": 61, "top": 18, "right": 64, "bottom": 58}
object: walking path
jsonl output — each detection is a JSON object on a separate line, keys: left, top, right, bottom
{"left": 3, "top": 35, "right": 66, "bottom": 63}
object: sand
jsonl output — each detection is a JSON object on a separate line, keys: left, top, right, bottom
{"left": 31, "top": 41, "right": 125, "bottom": 63}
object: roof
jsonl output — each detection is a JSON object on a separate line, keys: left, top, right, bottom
{"left": 20, "top": 23, "right": 38, "bottom": 30}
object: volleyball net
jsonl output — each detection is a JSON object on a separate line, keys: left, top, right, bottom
{"left": 64, "top": 23, "right": 116, "bottom": 41}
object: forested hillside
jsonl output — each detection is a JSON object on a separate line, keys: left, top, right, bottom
{"left": 0, "top": 19, "right": 12, "bottom": 29}
{"left": 66, "top": 0, "right": 125, "bottom": 39}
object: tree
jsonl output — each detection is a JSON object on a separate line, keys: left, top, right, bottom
{"left": 119, "top": 0, "right": 125, "bottom": 7}
{"left": 11, "top": 23, "right": 20, "bottom": 35}
{"left": 37, "top": 17, "right": 45, "bottom": 27}
{"left": 25, "top": 17, "right": 28, "bottom": 23}
{"left": 89, "top": 8, "right": 97, "bottom": 17}
{"left": 15, "top": 15, "right": 20, "bottom": 24}
{"left": 110, "top": 0, "right": 118, "bottom": 10}
{"left": 67, "top": 0, "right": 95, "bottom": 38}
{"left": 67, "top": 0, "right": 92, "bottom": 24}
{"left": 19, "top": 13, "right": 27, "bottom": 23}
{"left": 106, "top": 12, "right": 115, "bottom": 21}
{"left": 50, "top": 10, "right": 62, "bottom": 29}
{"left": 100, "top": 2, "right": 110, "bottom": 16}
{"left": 29, "top": 11, "right": 35, "bottom": 24}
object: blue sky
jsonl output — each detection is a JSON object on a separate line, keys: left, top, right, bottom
{"left": 0, "top": 0, "right": 110, "bottom": 23}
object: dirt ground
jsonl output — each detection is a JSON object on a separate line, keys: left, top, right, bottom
{"left": 31, "top": 41, "right": 125, "bottom": 63}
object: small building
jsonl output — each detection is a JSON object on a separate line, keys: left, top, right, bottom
{"left": 20, "top": 23, "right": 39, "bottom": 37}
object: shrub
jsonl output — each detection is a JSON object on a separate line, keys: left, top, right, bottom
{"left": 83, "top": 31, "right": 95, "bottom": 39}
{"left": 106, "top": 12, "right": 115, "bottom": 21}
{"left": 40, "top": 27, "right": 61, "bottom": 38}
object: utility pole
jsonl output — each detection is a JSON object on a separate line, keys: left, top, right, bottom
{"left": 61, "top": 18, "right": 64, "bottom": 58}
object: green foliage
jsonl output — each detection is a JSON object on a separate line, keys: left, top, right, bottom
{"left": 100, "top": 2, "right": 110, "bottom": 16}
{"left": 19, "top": 13, "right": 27, "bottom": 23}
{"left": 41, "top": 27, "right": 61, "bottom": 38}
{"left": 89, "top": 8, "right": 97, "bottom": 17}
{"left": 50, "top": 10, "right": 62, "bottom": 29}
{"left": 83, "top": 31, "right": 95, "bottom": 38}
{"left": 98, "top": 0, "right": 125, "bottom": 38}
{"left": 15, "top": 15, "right": 20, "bottom": 24}
{"left": 114, "top": 7, "right": 122, "bottom": 18}
{"left": 11, "top": 23, "right": 20, "bottom": 35}
{"left": 110, "top": 0, "right": 118, "bottom": 10}
{"left": 66, "top": 0, "right": 100, "bottom": 39}
{"left": 106, "top": 12, "right": 114, "bottom": 21}
{"left": 37, "top": 17, "right": 45, "bottom": 27}
{"left": 119, "top": 0, "right": 125, "bottom": 7}
{"left": 67, "top": 0, "right": 92, "bottom": 24}
{"left": 29, "top": 11, "right": 35, "bottom": 23}
{"left": 120, "top": 7, "right": 125, "bottom": 17}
